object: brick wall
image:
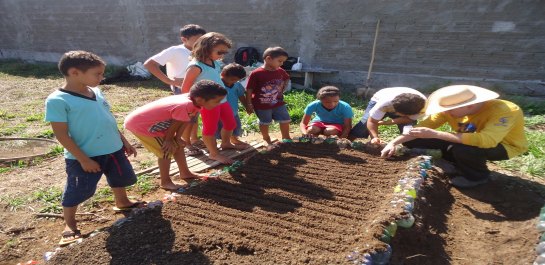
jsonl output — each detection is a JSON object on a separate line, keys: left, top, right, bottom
{"left": 1, "top": 0, "right": 543, "bottom": 93}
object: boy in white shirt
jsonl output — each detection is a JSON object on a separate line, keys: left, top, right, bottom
{"left": 348, "top": 87, "right": 426, "bottom": 144}
{"left": 144, "top": 24, "right": 206, "bottom": 155}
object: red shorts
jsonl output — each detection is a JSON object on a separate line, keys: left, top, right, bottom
{"left": 308, "top": 121, "right": 343, "bottom": 133}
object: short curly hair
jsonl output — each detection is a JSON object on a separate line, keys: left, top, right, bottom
{"left": 392, "top": 93, "right": 426, "bottom": 115}
{"left": 189, "top": 80, "right": 227, "bottom": 101}
{"left": 58, "top": 50, "right": 105, "bottom": 76}
{"left": 262, "top": 47, "right": 288, "bottom": 60}
{"left": 221, "top": 63, "right": 246, "bottom": 79}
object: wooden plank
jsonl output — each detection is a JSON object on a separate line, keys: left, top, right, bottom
{"left": 141, "top": 140, "right": 267, "bottom": 176}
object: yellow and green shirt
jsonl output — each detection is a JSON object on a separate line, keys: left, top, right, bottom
{"left": 417, "top": 99, "right": 528, "bottom": 158}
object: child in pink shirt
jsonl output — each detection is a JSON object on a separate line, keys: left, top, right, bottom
{"left": 125, "top": 80, "right": 227, "bottom": 190}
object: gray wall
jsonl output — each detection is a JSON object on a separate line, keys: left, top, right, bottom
{"left": 1, "top": 0, "right": 544, "bottom": 94}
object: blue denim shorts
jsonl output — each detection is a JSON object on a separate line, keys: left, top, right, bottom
{"left": 216, "top": 115, "right": 243, "bottom": 139}
{"left": 255, "top": 104, "right": 291, "bottom": 125}
{"left": 62, "top": 148, "right": 137, "bottom": 207}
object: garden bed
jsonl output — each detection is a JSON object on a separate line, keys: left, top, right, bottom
{"left": 47, "top": 142, "right": 413, "bottom": 264}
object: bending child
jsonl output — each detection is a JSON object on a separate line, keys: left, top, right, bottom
{"left": 45, "top": 51, "right": 144, "bottom": 246}
{"left": 144, "top": 24, "right": 206, "bottom": 156}
{"left": 125, "top": 80, "right": 227, "bottom": 191}
{"left": 216, "top": 63, "right": 250, "bottom": 146}
{"left": 180, "top": 32, "right": 243, "bottom": 164}
{"left": 246, "top": 47, "right": 292, "bottom": 145}
{"left": 349, "top": 87, "right": 426, "bottom": 144}
{"left": 300, "top": 86, "right": 354, "bottom": 138}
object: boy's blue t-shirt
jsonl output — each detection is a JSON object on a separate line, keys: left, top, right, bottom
{"left": 188, "top": 60, "right": 227, "bottom": 103}
{"left": 304, "top": 100, "right": 354, "bottom": 124}
{"left": 45, "top": 87, "right": 122, "bottom": 159}
{"left": 224, "top": 81, "right": 245, "bottom": 115}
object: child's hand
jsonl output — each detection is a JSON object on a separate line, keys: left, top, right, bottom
{"left": 246, "top": 104, "right": 254, "bottom": 114}
{"left": 370, "top": 137, "right": 382, "bottom": 145}
{"left": 161, "top": 139, "right": 178, "bottom": 155}
{"left": 123, "top": 144, "right": 137, "bottom": 157}
{"left": 81, "top": 159, "right": 101, "bottom": 173}
{"left": 169, "top": 77, "right": 184, "bottom": 88}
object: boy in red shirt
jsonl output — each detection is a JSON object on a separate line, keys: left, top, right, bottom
{"left": 246, "top": 47, "right": 292, "bottom": 145}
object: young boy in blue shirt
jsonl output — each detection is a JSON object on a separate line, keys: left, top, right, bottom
{"left": 300, "top": 86, "right": 354, "bottom": 138}
{"left": 216, "top": 63, "right": 250, "bottom": 146}
{"left": 45, "top": 51, "right": 144, "bottom": 246}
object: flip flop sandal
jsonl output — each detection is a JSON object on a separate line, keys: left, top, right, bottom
{"left": 58, "top": 229, "right": 82, "bottom": 246}
{"left": 112, "top": 201, "right": 147, "bottom": 213}
{"left": 184, "top": 145, "right": 204, "bottom": 156}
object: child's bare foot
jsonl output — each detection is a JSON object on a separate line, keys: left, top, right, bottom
{"left": 160, "top": 182, "right": 187, "bottom": 191}
{"left": 208, "top": 153, "right": 234, "bottom": 164}
{"left": 220, "top": 142, "right": 247, "bottom": 150}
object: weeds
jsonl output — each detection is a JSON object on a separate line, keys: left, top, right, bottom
{"left": 48, "top": 145, "right": 64, "bottom": 156}
{"left": 0, "top": 123, "right": 26, "bottom": 136}
{"left": 3, "top": 196, "right": 29, "bottom": 211}
{"left": 35, "top": 129, "right": 54, "bottom": 138}
{"left": 0, "top": 110, "right": 16, "bottom": 120}
{"left": 0, "top": 59, "right": 60, "bottom": 79}
{"left": 82, "top": 187, "right": 114, "bottom": 209}
{"left": 128, "top": 174, "right": 158, "bottom": 195}
{"left": 25, "top": 113, "right": 44, "bottom": 122}
{"left": 33, "top": 187, "right": 63, "bottom": 213}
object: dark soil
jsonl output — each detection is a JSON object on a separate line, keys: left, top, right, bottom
{"left": 390, "top": 169, "right": 544, "bottom": 264}
{"left": 47, "top": 142, "right": 410, "bottom": 264}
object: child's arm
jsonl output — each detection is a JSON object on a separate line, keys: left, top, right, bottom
{"left": 162, "top": 120, "right": 185, "bottom": 155}
{"left": 340, "top": 118, "right": 352, "bottom": 139}
{"left": 379, "top": 116, "right": 413, "bottom": 125}
{"left": 144, "top": 59, "right": 183, "bottom": 88}
{"left": 51, "top": 122, "right": 101, "bottom": 173}
{"left": 119, "top": 130, "right": 137, "bottom": 157}
{"left": 180, "top": 66, "right": 202, "bottom": 94}
{"left": 367, "top": 117, "right": 382, "bottom": 144}
{"left": 300, "top": 114, "right": 312, "bottom": 135}
{"left": 238, "top": 95, "right": 249, "bottom": 112}
{"left": 245, "top": 89, "right": 254, "bottom": 114}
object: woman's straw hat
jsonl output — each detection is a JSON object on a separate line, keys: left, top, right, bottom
{"left": 425, "top": 85, "right": 499, "bottom": 115}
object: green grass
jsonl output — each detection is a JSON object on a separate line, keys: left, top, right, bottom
{"left": 0, "top": 110, "right": 16, "bottom": 120}
{"left": 0, "top": 123, "right": 26, "bottom": 136}
{"left": 526, "top": 115, "right": 545, "bottom": 127}
{"left": 25, "top": 113, "right": 44, "bottom": 122}
{"left": 82, "top": 187, "right": 114, "bottom": 209}
{"left": 48, "top": 145, "right": 64, "bottom": 156}
{"left": 35, "top": 128, "right": 54, "bottom": 138}
{"left": 2, "top": 196, "right": 29, "bottom": 211}
{"left": 33, "top": 187, "right": 63, "bottom": 213}
{"left": 0, "top": 59, "right": 61, "bottom": 79}
{"left": 494, "top": 128, "right": 545, "bottom": 177}
{"left": 128, "top": 174, "right": 158, "bottom": 195}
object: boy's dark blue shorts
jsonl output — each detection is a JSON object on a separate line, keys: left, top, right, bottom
{"left": 62, "top": 148, "right": 137, "bottom": 207}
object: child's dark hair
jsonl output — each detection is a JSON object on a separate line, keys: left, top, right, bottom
{"left": 221, "top": 63, "right": 246, "bottom": 79}
{"left": 317, "top": 86, "right": 341, "bottom": 99}
{"left": 192, "top": 32, "right": 232, "bottom": 62}
{"left": 189, "top": 80, "right": 227, "bottom": 101}
{"left": 58, "top": 50, "right": 106, "bottom": 76}
{"left": 263, "top": 47, "right": 288, "bottom": 60}
{"left": 180, "top": 24, "right": 206, "bottom": 38}
{"left": 392, "top": 93, "right": 426, "bottom": 115}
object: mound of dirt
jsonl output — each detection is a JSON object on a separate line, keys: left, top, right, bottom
{"left": 390, "top": 167, "right": 544, "bottom": 264}
{"left": 48, "top": 143, "right": 411, "bottom": 264}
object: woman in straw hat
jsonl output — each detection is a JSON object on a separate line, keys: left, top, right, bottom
{"left": 381, "top": 85, "right": 528, "bottom": 188}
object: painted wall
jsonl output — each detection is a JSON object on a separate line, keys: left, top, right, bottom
{"left": 1, "top": 0, "right": 544, "bottom": 94}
